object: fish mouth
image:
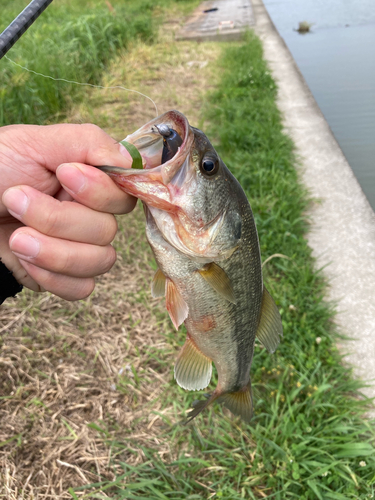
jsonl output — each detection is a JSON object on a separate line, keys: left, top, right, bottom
{"left": 125, "top": 110, "right": 193, "bottom": 184}
{"left": 97, "top": 110, "right": 194, "bottom": 211}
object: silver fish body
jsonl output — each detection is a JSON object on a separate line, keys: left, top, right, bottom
{"left": 99, "top": 111, "right": 282, "bottom": 422}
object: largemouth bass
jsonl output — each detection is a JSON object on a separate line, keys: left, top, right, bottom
{"left": 98, "top": 110, "right": 282, "bottom": 422}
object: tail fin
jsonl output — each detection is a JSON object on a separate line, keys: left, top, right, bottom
{"left": 184, "top": 381, "right": 253, "bottom": 424}
{"left": 220, "top": 381, "right": 253, "bottom": 422}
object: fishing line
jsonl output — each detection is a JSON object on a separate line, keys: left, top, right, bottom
{"left": 4, "top": 55, "right": 159, "bottom": 117}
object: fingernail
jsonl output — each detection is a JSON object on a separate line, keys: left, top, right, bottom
{"left": 57, "top": 163, "right": 86, "bottom": 194}
{"left": 10, "top": 233, "right": 40, "bottom": 259}
{"left": 3, "top": 188, "right": 29, "bottom": 218}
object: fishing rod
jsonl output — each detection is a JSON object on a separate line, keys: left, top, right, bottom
{"left": 0, "top": 0, "right": 54, "bottom": 60}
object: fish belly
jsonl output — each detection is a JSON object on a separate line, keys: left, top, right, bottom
{"left": 145, "top": 206, "right": 262, "bottom": 393}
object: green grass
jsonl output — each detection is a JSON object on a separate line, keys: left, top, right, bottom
{"left": 3, "top": 3, "right": 374, "bottom": 495}
{"left": 0, "top": 0, "right": 174, "bottom": 125}
{"left": 202, "top": 32, "right": 375, "bottom": 498}
{"left": 69, "top": 33, "right": 375, "bottom": 499}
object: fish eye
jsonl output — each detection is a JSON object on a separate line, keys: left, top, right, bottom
{"left": 200, "top": 157, "right": 219, "bottom": 176}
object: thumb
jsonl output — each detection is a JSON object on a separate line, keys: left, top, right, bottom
{"left": 84, "top": 128, "right": 133, "bottom": 170}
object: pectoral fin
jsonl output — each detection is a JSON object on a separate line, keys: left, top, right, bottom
{"left": 197, "top": 263, "right": 236, "bottom": 304}
{"left": 175, "top": 336, "right": 212, "bottom": 391}
{"left": 166, "top": 278, "right": 189, "bottom": 329}
{"left": 256, "top": 287, "right": 283, "bottom": 353}
{"left": 151, "top": 268, "right": 166, "bottom": 298}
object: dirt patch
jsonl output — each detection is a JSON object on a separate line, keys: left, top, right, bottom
{"left": 0, "top": 25, "right": 222, "bottom": 500}
{"left": 1, "top": 207, "right": 173, "bottom": 498}
{"left": 68, "top": 26, "right": 221, "bottom": 138}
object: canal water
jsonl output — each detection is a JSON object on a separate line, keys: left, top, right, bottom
{"left": 263, "top": 0, "right": 375, "bottom": 211}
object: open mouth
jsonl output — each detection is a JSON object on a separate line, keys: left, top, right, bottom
{"left": 95, "top": 111, "right": 193, "bottom": 212}
{"left": 124, "top": 110, "right": 192, "bottom": 180}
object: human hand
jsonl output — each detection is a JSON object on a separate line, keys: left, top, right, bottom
{"left": 0, "top": 123, "right": 136, "bottom": 301}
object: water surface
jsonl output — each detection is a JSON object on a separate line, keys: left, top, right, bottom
{"left": 263, "top": 0, "right": 375, "bottom": 210}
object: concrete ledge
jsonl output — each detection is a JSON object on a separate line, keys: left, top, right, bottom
{"left": 176, "top": 0, "right": 255, "bottom": 42}
{"left": 253, "top": 0, "right": 375, "bottom": 413}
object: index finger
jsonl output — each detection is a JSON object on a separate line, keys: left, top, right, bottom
{"left": 56, "top": 162, "right": 136, "bottom": 214}
{"left": 4, "top": 123, "right": 133, "bottom": 173}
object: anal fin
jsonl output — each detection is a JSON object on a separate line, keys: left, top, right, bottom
{"left": 174, "top": 337, "right": 212, "bottom": 391}
{"left": 256, "top": 286, "right": 283, "bottom": 353}
{"left": 221, "top": 380, "right": 253, "bottom": 423}
{"left": 185, "top": 381, "right": 253, "bottom": 424}
{"left": 166, "top": 278, "right": 188, "bottom": 329}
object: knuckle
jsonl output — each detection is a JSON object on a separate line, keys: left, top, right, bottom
{"left": 41, "top": 206, "right": 61, "bottom": 236}
{"left": 70, "top": 278, "right": 95, "bottom": 301}
{"left": 81, "top": 123, "right": 102, "bottom": 137}
{"left": 56, "top": 246, "right": 74, "bottom": 275}
{"left": 99, "top": 215, "right": 118, "bottom": 244}
{"left": 81, "top": 124, "right": 109, "bottom": 154}
{"left": 101, "top": 245, "right": 116, "bottom": 274}
{"left": 27, "top": 265, "right": 55, "bottom": 292}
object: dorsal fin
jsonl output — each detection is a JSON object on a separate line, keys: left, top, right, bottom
{"left": 197, "top": 262, "right": 236, "bottom": 304}
{"left": 174, "top": 336, "right": 212, "bottom": 391}
{"left": 256, "top": 287, "right": 283, "bottom": 353}
{"left": 166, "top": 278, "right": 189, "bottom": 329}
{"left": 151, "top": 268, "right": 166, "bottom": 298}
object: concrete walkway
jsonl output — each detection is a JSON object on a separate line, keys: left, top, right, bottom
{"left": 176, "top": 0, "right": 255, "bottom": 41}
{"left": 253, "top": 0, "right": 375, "bottom": 413}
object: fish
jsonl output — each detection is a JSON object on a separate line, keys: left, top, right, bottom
{"left": 97, "top": 110, "right": 283, "bottom": 422}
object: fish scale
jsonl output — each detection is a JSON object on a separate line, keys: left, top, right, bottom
{"left": 97, "top": 110, "right": 282, "bottom": 423}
